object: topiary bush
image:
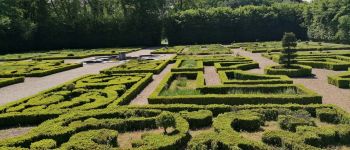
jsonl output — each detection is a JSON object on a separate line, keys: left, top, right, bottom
{"left": 264, "top": 64, "right": 312, "bottom": 77}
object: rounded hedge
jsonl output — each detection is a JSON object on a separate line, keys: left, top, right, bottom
{"left": 264, "top": 64, "right": 312, "bottom": 77}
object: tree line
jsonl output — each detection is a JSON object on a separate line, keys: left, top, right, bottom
{"left": 0, "top": 0, "right": 349, "bottom": 53}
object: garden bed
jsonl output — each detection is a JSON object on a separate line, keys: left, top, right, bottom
{"left": 101, "top": 60, "right": 170, "bottom": 74}
{"left": 264, "top": 64, "right": 312, "bottom": 77}
{"left": 171, "top": 59, "right": 204, "bottom": 72}
{"left": 151, "top": 46, "right": 185, "bottom": 54}
{"left": 214, "top": 61, "right": 259, "bottom": 71}
{"left": 0, "top": 60, "right": 83, "bottom": 77}
{"left": 0, "top": 73, "right": 153, "bottom": 118}
{"left": 0, "top": 104, "right": 349, "bottom": 150}
{"left": 149, "top": 72, "right": 322, "bottom": 105}
{"left": 218, "top": 70, "right": 293, "bottom": 84}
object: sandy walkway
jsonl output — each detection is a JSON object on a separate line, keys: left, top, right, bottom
{"left": 0, "top": 127, "right": 34, "bottom": 140}
{"left": 232, "top": 48, "right": 350, "bottom": 112}
{"left": 129, "top": 64, "right": 174, "bottom": 105}
{"left": 204, "top": 67, "right": 221, "bottom": 86}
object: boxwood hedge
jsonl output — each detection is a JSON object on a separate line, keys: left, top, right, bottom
{"left": 218, "top": 70, "right": 293, "bottom": 84}
{"left": 328, "top": 70, "right": 350, "bottom": 88}
{"left": 101, "top": 60, "right": 170, "bottom": 74}
{"left": 0, "top": 77, "right": 25, "bottom": 88}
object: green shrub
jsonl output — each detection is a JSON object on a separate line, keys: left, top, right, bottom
{"left": 328, "top": 71, "right": 350, "bottom": 88}
{"left": 101, "top": 60, "right": 169, "bottom": 74}
{"left": 156, "top": 112, "right": 176, "bottom": 134}
{"left": 264, "top": 64, "right": 312, "bottom": 77}
{"left": 180, "top": 110, "right": 213, "bottom": 129}
{"left": 0, "top": 77, "right": 25, "bottom": 88}
{"left": 278, "top": 115, "right": 315, "bottom": 132}
{"left": 316, "top": 108, "right": 340, "bottom": 123}
{"left": 30, "top": 139, "right": 57, "bottom": 150}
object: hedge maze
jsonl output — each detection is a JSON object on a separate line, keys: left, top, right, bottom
{"left": 0, "top": 60, "right": 82, "bottom": 77}
{"left": 1, "top": 42, "right": 350, "bottom": 150}
{"left": 0, "top": 104, "right": 349, "bottom": 149}
{"left": 262, "top": 50, "right": 350, "bottom": 71}
{"left": 0, "top": 73, "right": 152, "bottom": 115}
{"left": 0, "top": 48, "right": 137, "bottom": 61}
{"left": 235, "top": 41, "right": 350, "bottom": 53}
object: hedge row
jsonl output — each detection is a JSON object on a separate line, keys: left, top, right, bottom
{"left": 264, "top": 64, "right": 312, "bottom": 77}
{"left": 101, "top": 60, "right": 170, "bottom": 74}
{"left": 0, "top": 73, "right": 153, "bottom": 118}
{"left": 297, "top": 58, "right": 350, "bottom": 71}
{"left": 151, "top": 46, "right": 186, "bottom": 54}
{"left": 174, "top": 55, "right": 252, "bottom": 66}
{"left": 180, "top": 110, "right": 213, "bottom": 129}
{"left": 171, "top": 59, "right": 204, "bottom": 72}
{"left": 214, "top": 61, "right": 259, "bottom": 71}
{"left": 328, "top": 71, "right": 350, "bottom": 88}
{"left": 0, "top": 77, "right": 25, "bottom": 88}
{"left": 0, "top": 61, "right": 83, "bottom": 78}
{"left": 218, "top": 70, "right": 293, "bottom": 84}
{"left": 0, "top": 109, "right": 190, "bottom": 150}
{"left": 149, "top": 71, "right": 322, "bottom": 105}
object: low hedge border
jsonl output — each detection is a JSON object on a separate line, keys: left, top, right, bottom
{"left": 171, "top": 59, "right": 204, "bottom": 72}
{"left": 151, "top": 46, "right": 186, "bottom": 54}
{"left": 218, "top": 70, "right": 293, "bottom": 84}
{"left": 0, "top": 77, "right": 25, "bottom": 88}
{"left": 297, "top": 59, "right": 350, "bottom": 71}
{"left": 214, "top": 61, "right": 259, "bottom": 71}
{"left": 264, "top": 64, "right": 312, "bottom": 77}
{"left": 149, "top": 71, "right": 322, "bottom": 105}
{"left": 180, "top": 110, "right": 213, "bottom": 129}
{"left": 328, "top": 71, "right": 350, "bottom": 88}
{"left": 101, "top": 59, "right": 170, "bottom": 74}
{"left": 0, "top": 63, "right": 83, "bottom": 78}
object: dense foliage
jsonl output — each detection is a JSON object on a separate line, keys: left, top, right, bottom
{"left": 1, "top": 0, "right": 350, "bottom": 52}
{"left": 0, "top": 0, "right": 165, "bottom": 53}
{"left": 165, "top": 3, "right": 307, "bottom": 44}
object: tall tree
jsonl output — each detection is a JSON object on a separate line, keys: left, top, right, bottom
{"left": 281, "top": 32, "right": 297, "bottom": 67}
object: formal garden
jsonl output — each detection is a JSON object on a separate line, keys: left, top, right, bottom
{"left": 1, "top": 0, "right": 350, "bottom": 149}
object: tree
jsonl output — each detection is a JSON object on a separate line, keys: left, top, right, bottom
{"left": 156, "top": 112, "right": 176, "bottom": 134}
{"left": 281, "top": 32, "right": 297, "bottom": 67}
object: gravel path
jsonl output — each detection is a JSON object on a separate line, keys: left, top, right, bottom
{"left": 0, "top": 127, "right": 34, "bottom": 140}
{"left": 0, "top": 62, "right": 122, "bottom": 105}
{"left": 232, "top": 48, "right": 350, "bottom": 112}
{"left": 204, "top": 67, "right": 221, "bottom": 86}
{"left": 129, "top": 64, "right": 174, "bottom": 105}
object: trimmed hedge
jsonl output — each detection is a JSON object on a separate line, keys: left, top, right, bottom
{"left": 171, "top": 59, "right": 204, "bottom": 72}
{"left": 0, "top": 104, "right": 350, "bottom": 149}
{"left": 149, "top": 71, "right": 322, "bottom": 105}
{"left": 214, "top": 61, "right": 259, "bottom": 71}
{"left": 0, "top": 77, "right": 25, "bottom": 88}
{"left": 101, "top": 60, "right": 170, "bottom": 74}
{"left": 0, "top": 60, "right": 83, "bottom": 77}
{"left": 180, "top": 110, "right": 213, "bottom": 129}
{"left": 328, "top": 71, "right": 350, "bottom": 88}
{"left": 218, "top": 70, "right": 293, "bottom": 85}
{"left": 174, "top": 55, "right": 252, "bottom": 66}
{"left": 0, "top": 73, "right": 153, "bottom": 116}
{"left": 151, "top": 46, "right": 186, "bottom": 54}
{"left": 264, "top": 64, "right": 312, "bottom": 77}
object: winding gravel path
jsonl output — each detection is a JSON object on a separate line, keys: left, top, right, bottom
{"left": 204, "top": 66, "right": 221, "bottom": 86}
{"left": 233, "top": 48, "right": 350, "bottom": 112}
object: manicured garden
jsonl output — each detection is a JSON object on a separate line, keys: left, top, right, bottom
{"left": 235, "top": 41, "right": 350, "bottom": 53}
{"left": 180, "top": 44, "right": 232, "bottom": 55}
{"left": 0, "top": 48, "right": 137, "bottom": 61}
{"left": 0, "top": 104, "right": 349, "bottom": 149}
{"left": 328, "top": 69, "right": 350, "bottom": 88}
{"left": 0, "top": 60, "right": 82, "bottom": 77}
{"left": 100, "top": 60, "right": 170, "bottom": 74}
